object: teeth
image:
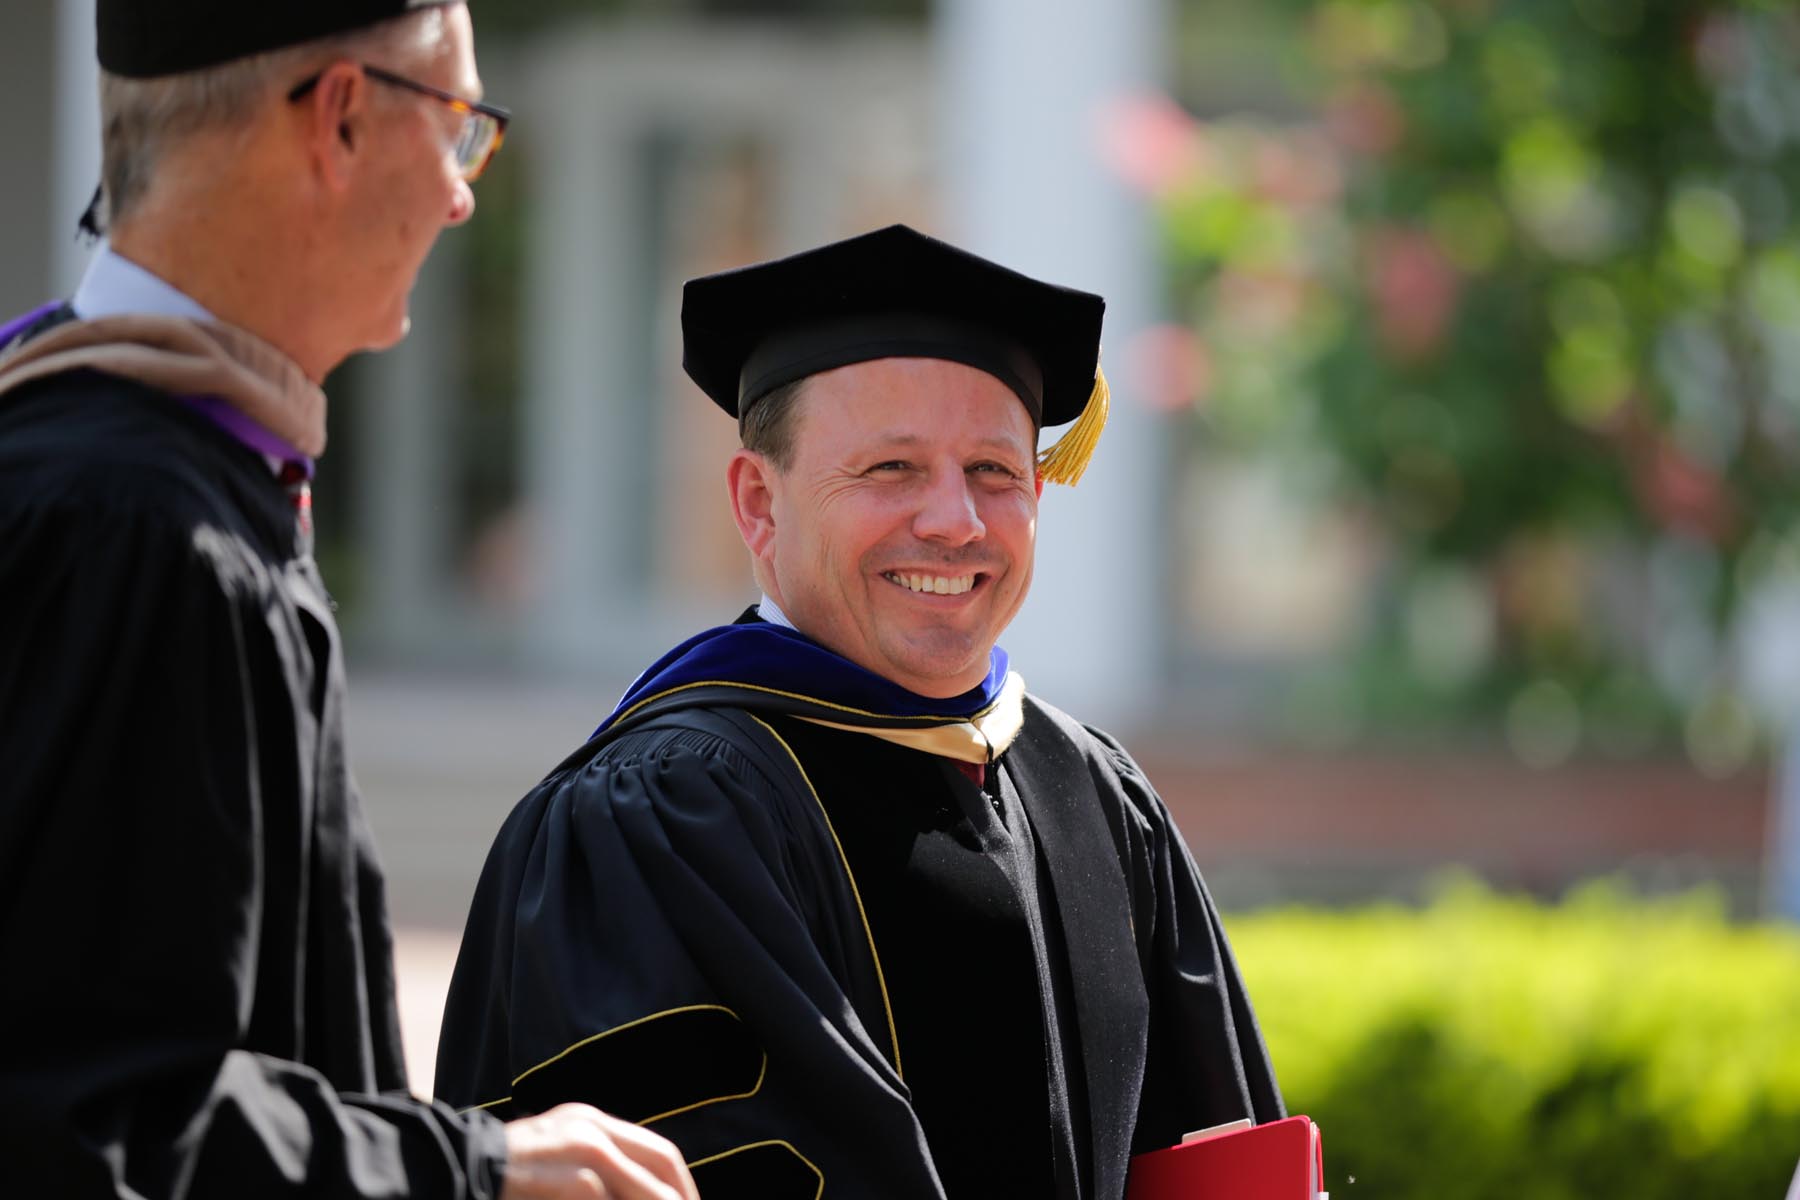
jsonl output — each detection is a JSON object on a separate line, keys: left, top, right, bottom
{"left": 886, "top": 572, "right": 975, "bottom": 596}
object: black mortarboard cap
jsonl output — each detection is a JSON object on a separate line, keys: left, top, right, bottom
{"left": 98, "top": 0, "right": 459, "bottom": 78}
{"left": 682, "top": 224, "right": 1111, "bottom": 484}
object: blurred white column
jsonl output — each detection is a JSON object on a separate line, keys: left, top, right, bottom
{"left": 2, "top": 1, "right": 61, "bottom": 316}
{"left": 54, "top": 0, "right": 99, "bottom": 293}
{"left": 935, "top": 0, "right": 1169, "bottom": 731}
{"left": 1736, "top": 577, "right": 1800, "bottom": 921}
{"left": 353, "top": 243, "right": 460, "bottom": 656}
{"left": 520, "top": 38, "right": 639, "bottom": 670}
{"left": 1773, "top": 746, "right": 1800, "bottom": 921}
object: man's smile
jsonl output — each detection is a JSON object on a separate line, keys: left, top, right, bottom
{"left": 881, "top": 571, "right": 980, "bottom": 596}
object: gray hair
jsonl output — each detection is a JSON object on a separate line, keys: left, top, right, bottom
{"left": 97, "top": 6, "right": 446, "bottom": 229}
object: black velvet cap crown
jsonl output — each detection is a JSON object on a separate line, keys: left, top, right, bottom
{"left": 98, "top": 0, "right": 459, "bottom": 78}
{"left": 681, "top": 224, "right": 1106, "bottom": 430}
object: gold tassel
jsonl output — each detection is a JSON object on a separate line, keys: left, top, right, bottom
{"left": 1036, "top": 361, "right": 1109, "bottom": 486}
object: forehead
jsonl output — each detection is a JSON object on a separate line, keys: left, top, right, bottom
{"left": 441, "top": 4, "right": 481, "bottom": 93}
{"left": 794, "top": 357, "right": 1038, "bottom": 451}
{"left": 401, "top": 2, "right": 480, "bottom": 93}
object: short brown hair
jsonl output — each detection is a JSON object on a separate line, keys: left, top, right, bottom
{"left": 736, "top": 368, "right": 1046, "bottom": 471}
{"left": 737, "top": 377, "right": 810, "bottom": 470}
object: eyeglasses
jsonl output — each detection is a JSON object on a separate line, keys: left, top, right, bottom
{"left": 288, "top": 63, "right": 510, "bottom": 182}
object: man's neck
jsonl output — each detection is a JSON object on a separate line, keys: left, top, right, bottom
{"left": 109, "top": 207, "right": 336, "bottom": 384}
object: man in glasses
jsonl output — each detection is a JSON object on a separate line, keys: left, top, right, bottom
{"left": 0, "top": 3, "right": 693, "bottom": 1199}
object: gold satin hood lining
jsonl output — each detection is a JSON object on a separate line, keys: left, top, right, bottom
{"left": 795, "top": 671, "right": 1026, "bottom": 765}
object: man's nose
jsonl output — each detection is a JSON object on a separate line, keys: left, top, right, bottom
{"left": 913, "top": 471, "right": 985, "bottom": 544}
{"left": 447, "top": 178, "right": 476, "bottom": 226}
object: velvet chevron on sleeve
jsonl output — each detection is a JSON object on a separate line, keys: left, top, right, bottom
{"left": 436, "top": 708, "right": 946, "bottom": 1199}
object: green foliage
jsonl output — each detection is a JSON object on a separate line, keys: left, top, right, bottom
{"left": 1160, "top": 1, "right": 1800, "bottom": 766}
{"left": 1225, "top": 880, "right": 1800, "bottom": 1198}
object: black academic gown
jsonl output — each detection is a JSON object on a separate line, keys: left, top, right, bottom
{"left": 0, "top": 319, "right": 507, "bottom": 1197}
{"left": 436, "top": 655, "right": 1283, "bottom": 1199}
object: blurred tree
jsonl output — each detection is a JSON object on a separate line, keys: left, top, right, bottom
{"left": 1157, "top": 0, "right": 1800, "bottom": 770}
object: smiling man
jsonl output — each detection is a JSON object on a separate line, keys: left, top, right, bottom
{"left": 435, "top": 225, "right": 1285, "bottom": 1199}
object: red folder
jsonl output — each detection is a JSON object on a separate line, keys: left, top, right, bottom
{"left": 1125, "top": 1115, "right": 1325, "bottom": 1200}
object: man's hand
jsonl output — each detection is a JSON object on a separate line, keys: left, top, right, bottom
{"left": 501, "top": 1103, "right": 699, "bottom": 1200}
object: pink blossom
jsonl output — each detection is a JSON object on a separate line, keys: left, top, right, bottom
{"left": 1323, "top": 81, "right": 1406, "bottom": 158}
{"left": 1368, "top": 227, "right": 1460, "bottom": 361}
{"left": 1126, "top": 323, "right": 1213, "bottom": 412}
{"left": 1097, "top": 91, "right": 1205, "bottom": 196}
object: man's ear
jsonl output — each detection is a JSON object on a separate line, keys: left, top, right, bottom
{"left": 295, "top": 60, "right": 372, "bottom": 192}
{"left": 728, "top": 449, "right": 780, "bottom": 563}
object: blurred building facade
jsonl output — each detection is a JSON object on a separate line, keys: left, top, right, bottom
{"left": 5, "top": 0, "right": 1783, "bottom": 921}
{"left": 343, "top": 4, "right": 1172, "bottom": 735}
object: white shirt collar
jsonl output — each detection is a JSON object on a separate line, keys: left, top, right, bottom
{"left": 757, "top": 594, "right": 798, "bottom": 630}
{"left": 71, "top": 243, "right": 216, "bottom": 324}
{"left": 70, "top": 243, "right": 294, "bottom": 476}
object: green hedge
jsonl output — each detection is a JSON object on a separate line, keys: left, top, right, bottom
{"left": 1225, "top": 880, "right": 1800, "bottom": 1199}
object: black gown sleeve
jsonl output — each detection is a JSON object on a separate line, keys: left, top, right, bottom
{"left": 0, "top": 484, "right": 507, "bottom": 1198}
{"left": 1089, "top": 730, "right": 1287, "bottom": 1150}
{"left": 436, "top": 713, "right": 950, "bottom": 1199}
